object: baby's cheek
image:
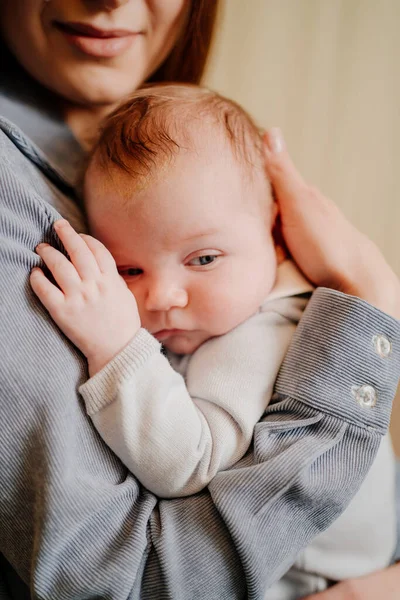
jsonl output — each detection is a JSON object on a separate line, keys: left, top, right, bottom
{"left": 127, "top": 286, "right": 146, "bottom": 319}
{"left": 200, "top": 294, "right": 246, "bottom": 336}
{"left": 200, "top": 268, "right": 272, "bottom": 335}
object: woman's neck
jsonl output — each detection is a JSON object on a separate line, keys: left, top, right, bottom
{"left": 2, "top": 44, "right": 115, "bottom": 153}
{"left": 63, "top": 102, "right": 118, "bottom": 151}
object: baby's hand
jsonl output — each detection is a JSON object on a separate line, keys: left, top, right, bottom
{"left": 30, "top": 219, "right": 141, "bottom": 376}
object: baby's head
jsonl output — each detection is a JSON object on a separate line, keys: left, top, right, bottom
{"left": 84, "top": 84, "right": 278, "bottom": 354}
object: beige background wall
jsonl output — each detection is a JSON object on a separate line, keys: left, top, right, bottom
{"left": 204, "top": 0, "right": 400, "bottom": 454}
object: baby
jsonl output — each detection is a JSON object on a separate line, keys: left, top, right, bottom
{"left": 31, "top": 84, "right": 396, "bottom": 598}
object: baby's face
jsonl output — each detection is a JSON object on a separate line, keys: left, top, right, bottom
{"left": 85, "top": 137, "right": 277, "bottom": 354}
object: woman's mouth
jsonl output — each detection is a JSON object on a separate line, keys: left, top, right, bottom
{"left": 54, "top": 21, "right": 142, "bottom": 58}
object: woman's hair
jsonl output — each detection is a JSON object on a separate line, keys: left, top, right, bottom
{"left": 148, "top": 0, "right": 220, "bottom": 85}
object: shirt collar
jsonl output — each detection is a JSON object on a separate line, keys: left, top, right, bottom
{"left": 0, "top": 44, "right": 85, "bottom": 187}
{"left": 267, "top": 259, "right": 314, "bottom": 302}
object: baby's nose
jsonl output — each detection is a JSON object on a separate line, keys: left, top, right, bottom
{"left": 145, "top": 282, "right": 188, "bottom": 312}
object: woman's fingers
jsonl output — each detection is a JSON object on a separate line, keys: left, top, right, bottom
{"left": 302, "top": 586, "right": 347, "bottom": 600}
{"left": 30, "top": 267, "right": 64, "bottom": 310}
{"left": 302, "top": 563, "right": 400, "bottom": 600}
{"left": 79, "top": 234, "right": 117, "bottom": 275}
{"left": 35, "top": 243, "right": 82, "bottom": 293}
{"left": 263, "top": 129, "right": 308, "bottom": 216}
{"left": 263, "top": 128, "right": 350, "bottom": 275}
{"left": 263, "top": 128, "right": 302, "bottom": 183}
{"left": 53, "top": 219, "right": 101, "bottom": 280}
{"left": 263, "top": 129, "right": 339, "bottom": 226}
{"left": 262, "top": 128, "right": 400, "bottom": 317}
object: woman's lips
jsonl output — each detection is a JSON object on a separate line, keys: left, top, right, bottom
{"left": 54, "top": 21, "right": 141, "bottom": 58}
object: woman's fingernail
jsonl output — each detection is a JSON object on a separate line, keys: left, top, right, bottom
{"left": 268, "top": 128, "right": 285, "bottom": 154}
{"left": 36, "top": 243, "right": 48, "bottom": 250}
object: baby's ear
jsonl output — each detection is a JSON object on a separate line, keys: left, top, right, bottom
{"left": 271, "top": 204, "right": 290, "bottom": 264}
{"left": 270, "top": 200, "right": 279, "bottom": 227}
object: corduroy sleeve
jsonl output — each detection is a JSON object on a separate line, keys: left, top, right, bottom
{"left": 1, "top": 127, "right": 399, "bottom": 600}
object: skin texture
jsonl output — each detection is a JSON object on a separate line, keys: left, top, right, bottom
{"left": 302, "top": 562, "right": 400, "bottom": 600}
{"left": 0, "top": 0, "right": 188, "bottom": 145}
{"left": 31, "top": 133, "right": 277, "bottom": 367}
{"left": 85, "top": 133, "right": 276, "bottom": 355}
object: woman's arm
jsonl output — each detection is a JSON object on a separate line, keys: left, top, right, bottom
{"left": 1, "top": 123, "right": 399, "bottom": 599}
{"left": 206, "top": 286, "right": 399, "bottom": 597}
{"left": 0, "top": 136, "right": 154, "bottom": 599}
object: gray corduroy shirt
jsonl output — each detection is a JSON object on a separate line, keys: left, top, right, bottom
{"left": 1, "top": 64, "right": 400, "bottom": 600}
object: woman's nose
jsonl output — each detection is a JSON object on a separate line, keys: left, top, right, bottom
{"left": 145, "top": 282, "right": 188, "bottom": 312}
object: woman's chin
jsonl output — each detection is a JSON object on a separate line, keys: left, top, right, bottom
{"left": 52, "top": 66, "right": 145, "bottom": 108}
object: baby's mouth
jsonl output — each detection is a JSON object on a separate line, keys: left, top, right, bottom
{"left": 152, "top": 329, "right": 185, "bottom": 342}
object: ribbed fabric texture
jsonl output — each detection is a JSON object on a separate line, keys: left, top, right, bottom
{"left": 1, "top": 88, "right": 400, "bottom": 599}
{"left": 82, "top": 328, "right": 161, "bottom": 415}
{"left": 275, "top": 287, "right": 400, "bottom": 434}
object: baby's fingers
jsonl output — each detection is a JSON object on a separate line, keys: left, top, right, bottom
{"left": 36, "top": 243, "right": 81, "bottom": 293}
{"left": 54, "top": 219, "right": 100, "bottom": 280}
{"left": 30, "top": 267, "right": 65, "bottom": 312}
{"left": 79, "top": 234, "right": 117, "bottom": 275}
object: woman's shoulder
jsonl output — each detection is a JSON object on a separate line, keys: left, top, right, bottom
{"left": 0, "top": 73, "right": 86, "bottom": 229}
{"left": 0, "top": 117, "right": 86, "bottom": 233}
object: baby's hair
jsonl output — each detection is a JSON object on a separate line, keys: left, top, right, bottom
{"left": 91, "top": 83, "right": 265, "bottom": 185}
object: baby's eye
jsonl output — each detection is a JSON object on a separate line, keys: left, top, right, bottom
{"left": 188, "top": 255, "right": 219, "bottom": 267}
{"left": 118, "top": 267, "right": 143, "bottom": 277}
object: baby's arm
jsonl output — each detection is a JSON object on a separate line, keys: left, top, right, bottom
{"left": 80, "top": 300, "right": 302, "bottom": 497}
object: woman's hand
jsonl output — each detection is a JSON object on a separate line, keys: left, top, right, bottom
{"left": 264, "top": 129, "right": 400, "bottom": 320}
{"left": 302, "top": 562, "right": 400, "bottom": 600}
{"left": 30, "top": 219, "right": 141, "bottom": 376}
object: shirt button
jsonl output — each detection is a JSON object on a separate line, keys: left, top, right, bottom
{"left": 352, "top": 384, "right": 377, "bottom": 408}
{"left": 373, "top": 334, "right": 392, "bottom": 358}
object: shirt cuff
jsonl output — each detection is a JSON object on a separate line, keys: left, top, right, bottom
{"left": 79, "top": 328, "right": 160, "bottom": 415}
{"left": 274, "top": 287, "right": 400, "bottom": 434}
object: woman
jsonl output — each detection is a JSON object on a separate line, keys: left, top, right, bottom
{"left": 0, "top": 1, "right": 399, "bottom": 598}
